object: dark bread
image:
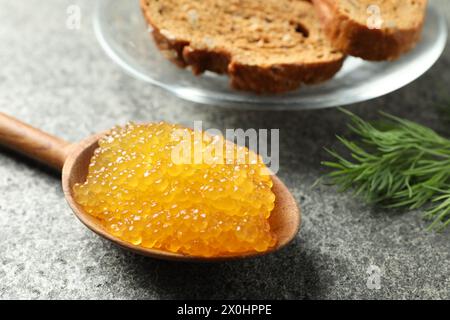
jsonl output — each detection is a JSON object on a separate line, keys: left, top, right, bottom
{"left": 141, "top": 0, "right": 345, "bottom": 94}
{"left": 312, "top": 0, "right": 427, "bottom": 61}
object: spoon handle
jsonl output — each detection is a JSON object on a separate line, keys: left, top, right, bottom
{"left": 0, "top": 112, "right": 72, "bottom": 171}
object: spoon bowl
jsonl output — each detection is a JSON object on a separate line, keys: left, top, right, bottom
{"left": 0, "top": 113, "right": 301, "bottom": 262}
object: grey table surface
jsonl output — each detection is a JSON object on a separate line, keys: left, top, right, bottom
{"left": 1, "top": 0, "right": 449, "bottom": 300}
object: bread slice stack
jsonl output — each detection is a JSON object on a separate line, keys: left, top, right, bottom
{"left": 140, "top": 0, "right": 428, "bottom": 93}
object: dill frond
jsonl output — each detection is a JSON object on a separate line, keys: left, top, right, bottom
{"left": 322, "top": 109, "right": 450, "bottom": 230}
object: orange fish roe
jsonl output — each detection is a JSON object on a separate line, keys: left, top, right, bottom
{"left": 73, "top": 122, "right": 276, "bottom": 257}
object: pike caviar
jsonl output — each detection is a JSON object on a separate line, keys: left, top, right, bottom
{"left": 73, "top": 122, "right": 276, "bottom": 257}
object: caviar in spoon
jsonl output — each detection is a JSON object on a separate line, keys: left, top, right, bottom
{"left": 0, "top": 112, "right": 300, "bottom": 261}
{"left": 73, "top": 122, "right": 276, "bottom": 257}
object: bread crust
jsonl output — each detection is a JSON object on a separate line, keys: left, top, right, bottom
{"left": 140, "top": 0, "right": 345, "bottom": 94}
{"left": 312, "top": 0, "right": 427, "bottom": 61}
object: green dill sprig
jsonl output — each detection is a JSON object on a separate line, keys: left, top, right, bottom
{"left": 322, "top": 109, "right": 450, "bottom": 231}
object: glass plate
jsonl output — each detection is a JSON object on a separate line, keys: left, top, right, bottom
{"left": 94, "top": 0, "right": 448, "bottom": 110}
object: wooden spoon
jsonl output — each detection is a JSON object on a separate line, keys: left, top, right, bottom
{"left": 0, "top": 112, "right": 301, "bottom": 261}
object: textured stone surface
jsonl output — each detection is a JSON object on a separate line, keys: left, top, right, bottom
{"left": 0, "top": 0, "right": 449, "bottom": 299}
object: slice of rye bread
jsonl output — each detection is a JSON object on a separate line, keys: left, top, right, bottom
{"left": 140, "top": 0, "right": 345, "bottom": 94}
{"left": 311, "top": 0, "right": 428, "bottom": 61}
